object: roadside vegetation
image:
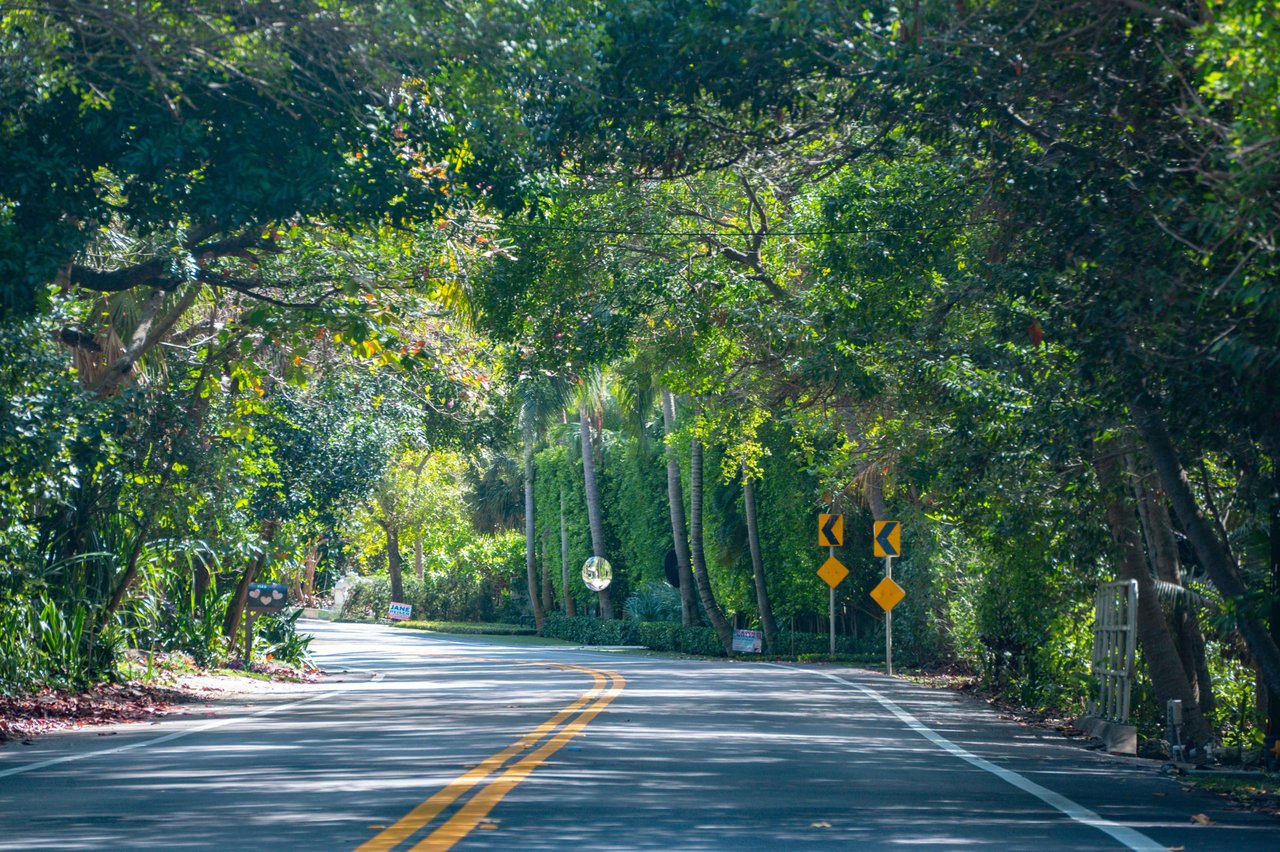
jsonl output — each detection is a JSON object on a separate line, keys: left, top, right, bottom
{"left": 3, "top": 1, "right": 1279, "bottom": 765}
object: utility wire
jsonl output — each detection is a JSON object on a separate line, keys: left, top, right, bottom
{"left": 494, "top": 219, "right": 998, "bottom": 238}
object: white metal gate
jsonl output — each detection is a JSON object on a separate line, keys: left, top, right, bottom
{"left": 1089, "top": 579, "right": 1137, "bottom": 723}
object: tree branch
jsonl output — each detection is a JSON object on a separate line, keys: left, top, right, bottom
{"left": 88, "top": 284, "right": 202, "bottom": 396}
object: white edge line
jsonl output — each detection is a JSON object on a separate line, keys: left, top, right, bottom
{"left": 0, "top": 671, "right": 385, "bottom": 781}
{"left": 768, "top": 664, "right": 1165, "bottom": 852}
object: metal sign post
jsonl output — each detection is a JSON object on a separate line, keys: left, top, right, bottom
{"left": 869, "top": 523, "right": 904, "bottom": 676}
{"left": 816, "top": 514, "right": 846, "bottom": 657}
{"left": 885, "top": 556, "right": 893, "bottom": 675}
{"left": 829, "top": 545, "right": 836, "bottom": 656}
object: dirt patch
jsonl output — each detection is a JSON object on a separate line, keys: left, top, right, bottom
{"left": 898, "top": 668, "right": 1090, "bottom": 740}
{"left": 1, "top": 665, "right": 324, "bottom": 745}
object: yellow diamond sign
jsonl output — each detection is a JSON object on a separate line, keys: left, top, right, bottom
{"left": 817, "top": 556, "right": 849, "bottom": 589}
{"left": 870, "top": 576, "right": 905, "bottom": 612}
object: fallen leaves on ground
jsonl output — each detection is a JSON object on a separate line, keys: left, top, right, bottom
{"left": 0, "top": 684, "right": 191, "bottom": 743}
{"left": 898, "top": 668, "right": 1086, "bottom": 738}
{"left": 220, "top": 659, "right": 323, "bottom": 683}
{"left": 1, "top": 661, "right": 322, "bottom": 744}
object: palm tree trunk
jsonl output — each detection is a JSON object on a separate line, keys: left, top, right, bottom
{"left": 524, "top": 448, "right": 545, "bottom": 633}
{"left": 579, "top": 401, "right": 613, "bottom": 619}
{"left": 743, "top": 468, "right": 779, "bottom": 653}
{"left": 690, "top": 432, "right": 733, "bottom": 652}
{"left": 560, "top": 487, "right": 576, "bottom": 616}
{"left": 662, "top": 390, "right": 697, "bottom": 626}
{"left": 1095, "top": 444, "right": 1213, "bottom": 746}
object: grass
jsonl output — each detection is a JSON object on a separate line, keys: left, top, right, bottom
{"left": 392, "top": 621, "right": 579, "bottom": 647}
{"left": 1181, "top": 772, "right": 1280, "bottom": 815}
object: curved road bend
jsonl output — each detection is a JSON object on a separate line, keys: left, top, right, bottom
{"left": 0, "top": 620, "right": 1276, "bottom": 850}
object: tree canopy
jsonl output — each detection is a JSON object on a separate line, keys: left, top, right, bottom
{"left": 3, "top": 0, "right": 1279, "bottom": 758}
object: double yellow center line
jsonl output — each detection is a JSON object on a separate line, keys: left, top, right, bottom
{"left": 358, "top": 660, "right": 625, "bottom": 851}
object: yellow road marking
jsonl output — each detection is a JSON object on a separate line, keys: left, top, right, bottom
{"left": 412, "top": 670, "right": 625, "bottom": 851}
{"left": 357, "top": 660, "right": 622, "bottom": 852}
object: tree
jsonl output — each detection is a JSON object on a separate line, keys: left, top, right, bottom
{"left": 0, "top": 1, "right": 466, "bottom": 316}
{"left": 662, "top": 390, "right": 698, "bottom": 626}
{"left": 579, "top": 393, "right": 614, "bottom": 618}
{"left": 515, "top": 376, "right": 573, "bottom": 632}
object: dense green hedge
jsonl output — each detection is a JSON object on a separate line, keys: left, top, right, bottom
{"left": 541, "top": 613, "right": 880, "bottom": 659}
{"left": 542, "top": 613, "right": 725, "bottom": 655}
{"left": 394, "top": 620, "right": 535, "bottom": 636}
{"left": 340, "top": 572, "right": 517, "bottom": 624}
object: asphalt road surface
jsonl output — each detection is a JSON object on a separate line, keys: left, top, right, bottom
{"left": 1, "top": 620, "right": 1277, "bottom": 850}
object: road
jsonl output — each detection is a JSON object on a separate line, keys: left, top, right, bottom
{"left": 1, "top": 620, "right": 1276, "bottom": 850}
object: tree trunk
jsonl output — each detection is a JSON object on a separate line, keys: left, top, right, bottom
{"left": 387, "top": 525, "right": 405, "bottom": 605}
{"left": 1095, "top": 445, "right": 1214, "bottom": 747}
{"left": 89, "top": 284, "right": 201, "bottom": 397}
{"left": 1134, "top": 456, "right": 1215, "bottom": 721}
{"left": 560, "top": 487, "right": 576, "bottom": 617}
{"left": 690, "top": 433, "right": 733, "bottom": 652}
{"left": 223, "top": 521, "right": 278, "bottom": 642}
{"left": 304, "top": 544, "right": 318, "bottom": 601}
{"left": 662, "top": 390, "right": 697, "bottom": 626}
{"left": 105, "top": 530, "right": 150, "bottom": 617}
{"left": 743, "top": 469, "right": 779, "bottom": 653}
{"left": 1267, "top": 459, "right": 1280, "bottom": 766}
{"left": 524, "top": 448, "right": 545, "bottom": 633}
{"left": 194, "top": 559, "right": 211, "bottom": 611}
{"left": 413, "top": 536, "right": 424, "bottom": 580}
{"left": 865, "top": 463, "right": 889, "bottom": 522}
{"left": 579, "top": 401, "right": 613, "bottom": 619}
{"left": 1130, "top": 390, "right": 1280, "bottom": 702}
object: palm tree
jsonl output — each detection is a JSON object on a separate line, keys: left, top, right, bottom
{"left": 689, "top": 417, "right": 734, "bottom": 652}
{"left": 559, "top": 486, "right": 576, "bottom": 616}
{"left": 578, "top": 392, "right": 614, "bottom": 618}
{"left": 661, "top": 390, "right": 698, "bottom": 626}
{"left": 522, "top": 433, "right": 543, "bottom": 632}
{"left": 742, "top": 465, "right": 779, "bottom": 652}
{"left": 517, "top": 377, "right": 572, "bottom": 633}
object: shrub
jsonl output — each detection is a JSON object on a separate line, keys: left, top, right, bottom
{"left": 542, "top": 613, "right": 727, "bottom": 656}
{"left": 394, "top": 620, "right": 535, "bottom": 636}
{"left": 624, "top": 582, "right": 683, "bottom": 623}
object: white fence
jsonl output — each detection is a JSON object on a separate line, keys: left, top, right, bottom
{"left": 1089, "top": 580, "right": 1137, "bottom": 723}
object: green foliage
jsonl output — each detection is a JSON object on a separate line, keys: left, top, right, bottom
{"left": 339, "top": 531, "right": 525, "bottom": 623}
{"left": 394, "top": 621, "right": 535, "bottom": 636}
{"left": 540, "top": 612, "right": 877, "bottom": 659}
{"left": 623, "top": 581, "right": 682, "bottom": 623}
{"left": 603, "top": 435, "right": 672, "bottom": 588}
{"left": 258, "top": 608, "right": 315, "bottom": 668}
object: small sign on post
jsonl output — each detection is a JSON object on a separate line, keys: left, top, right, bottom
{"left": 247, "top": 583, "right": 288, "bottom": 613}
{"left": 732, "top": 629, "right": 763, "bottom": 654}
{"left": 388, "top": 601, "right": 413, "bottom": 621}
{"left": 243, "top": 583, "right": 288, "bottom": 667}
{"left": 871, "top": 523, "right": 903, "bottom": 676}
{"left": 870, "top": 577, "right": 905, "bottom": 612}
{"left": 873, "top": 521, "right": 900, "bottom": 557}
{"left": 818, "top": 512, "right": 846, "bottom": 656}
{"left": 818, "top": 513, "right": 844, "bottom": 547}
{"left": 817, "top": 556, "right": 848, "bottom": 589}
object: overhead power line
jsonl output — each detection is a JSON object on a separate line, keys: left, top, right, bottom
{"left": 495, "top": 219, "right": 998, "bottom": 238}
